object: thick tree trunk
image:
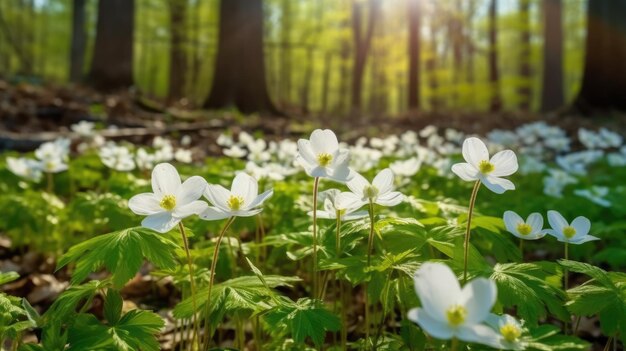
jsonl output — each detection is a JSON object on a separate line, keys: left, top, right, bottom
{"left": 88, "top": 0, "right": 134, "bottom": 91}
{"left": 69, "top": 0, "right": 86, "bottom": 83}
{"left": 203, "top": 0, "right": 278, "bottom": 114}
{"left": 407, "top": 0, "right": 421, "bottom": 111}
{"left": 279, "top": 0, "right": 292, "bottom": 106}
{"left": 320, "top": 53, "right": 332, "bottom": 115}
{"left": 541, "top": 0, "right": 564, "bottom": 112}
{"left": 168, "top": 0, "right": 187, "bottom": 101}
{"left": 518, "top": 0, "right": 532, "bottom": 111}
{"left": 488, "top": 0, "right": 502, "bottom": 112}
{"left": 351, "top": 0, "right": 380, "bottom": 115}
{"left": 574, "top": 0, "right": 626, "bottom": 112}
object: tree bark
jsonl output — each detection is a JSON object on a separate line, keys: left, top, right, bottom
{"left": 518, "top": 0, "right": 532, "bottom": 111}
{"left": 88, "top": 0, "right": 134, "bottom": 91}
{"left": 573, "top": 0, "right": 626, "bottom": 112}
{"left": 351, "top": 0, "right": 380, "bottom": 115}
{"left": 488, "top": 0, "right": 502, "bottom": 112}
{"left": 407, "top": 0, "right": 421, "bottom": 111}
{"left": 69, "top": 0, "right": 86, "bottom": 83}
{"left": 168, "top": 0, "right": 187, "bottom": 101}
{"left": 541, "top": 0, "right": 564, "bottom": 112}
{"left": 279, "top": 0, "right": 292, "bottom": 106}
{"left": 203, "top": 0, "right": 279, "bottom": 114}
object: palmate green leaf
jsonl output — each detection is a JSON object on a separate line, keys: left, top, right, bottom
{"left": 524, "top": 324, "right": 590, "bottom": 350}
{"left": 489, "top": 262, "right": 568, "bottom": 325}
{"left": 57, "top": 227, "right": 178, "bottom": 288}
{"left": 0, "top": 271, "right": 19, "bottom": 285}
{"left": 45, "top": 280, "right": 109, "bottom": 322}
{"left": 264, "top": 298, "right": 340, "bottom": 347}
{"left": 560, "top": 260, "right": 626, "bottom": 340}
{"left": 104, "top": 289, "right": 123, "bottom": 325}
{"left": 173, "top": 275, "right": 300, "bottom": 319}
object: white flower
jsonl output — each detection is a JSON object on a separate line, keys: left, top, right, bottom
{"left": 574, "top": 186, "right": 611, "bottom": 207}
{"left": 100, "top": 143, "right": 135, "bottom": 171}
{"left": 485, "top": 314, "right": 525, "bottom": 350}
{"left": 343, "top": 168, "right": 405, "bottom": 207}
{"left": 296, "top": 129, "right": 353, "bottom": 182}
{"left": 408, "top": 262, "right": 501, "bottom": 347}
{"left": 6, "top": 157, "right": 42, "bottom": 181}
{"left": 135, "top": 148, "right": 156, "bottom": 171}
{"left": 71, "top": 120, "right": 96, "bottom": 137}
{"left": 308, "top": 189, "right": 368, "bottom": 221}
{"left": 503, "top": 211, "right": 546, "bottom": 240}
{"left": 128, "top": 163, "right": 208, "bottom": 233}
{"left": 223, "top": 145, "right": 247, "bottom": 158}
{"left": 200, "top": 172, "right": 273, "bottom": 220}
{"left": 41, "top": 158, "right": 68, "bottom": 173}
{"left": 175, "top": 149, "right": 193, "bottom": 163}
{"left": 545, "top": 210, "right": 599, "bottom": 244}
{"left": 451, "top": 137, "right": 518, "bottom": 194}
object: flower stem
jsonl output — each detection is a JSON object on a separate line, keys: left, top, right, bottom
{"left": 202, "top": 216, "right": 236, "bottom": 349}
{"left": 46, "top": 172, "right": 54, "bottom": 193}
{"left": 519, "top": 239, "right": 524, "bottom": 259}
{"left": 178, "top": 222, "right": 200, "bottom": 350}
{"left": 564, "top": 242, "right": 570, "bottom": 334}
{"left": 335, "top": 212, "right": 347, "bottom": 350}
{"left": 365, "top": 199, "right": 376, "bottom": 348}
{"left": 451, "top": 338, "right": 459, "bottom": 351}
{"left": 463, "top": 180, "right": 481, "bottom": 284}
{"left": 312, "top": 177, "right": 320, "bottom": 298}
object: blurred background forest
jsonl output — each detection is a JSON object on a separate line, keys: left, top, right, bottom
{"left": 0, "top": 0, "right": 625, "bottom": 124}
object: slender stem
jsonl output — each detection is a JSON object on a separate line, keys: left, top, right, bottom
{"left": 519, "top": 239, "right": 524, "bottom": 259}
{"left": 451, "top": 338, "right": 459, "bottom": 351}
{"left": 374, "top": 270, "right": 394, "bottom": 346}
{"left": 178, "top": 222, "right": 200, "bottom": 350}
{"left": 364, "top": 200, "right": 376, "bottom": 348}
{"left": 573, "top": 315, "right": 581, "bottom": 335}
{"left": 312, "top": 177, "right": 320, "bottom": 298}
{"left": 335, "top": 213, "right": 347, "bottom": 350}
{"left": 564, "top": 242, "right": 570, "bottom": 334}
{"left": 603, "top": 336, "right": 613, "bottom": 351}
{"left": 202, "top": 217, "right": 236, "bottom": 349}
{"left": 46, "top": 172, "right": 53, "bottom": 193}
{"left": 463, "top": 180, "right": 481, "bottom": 284}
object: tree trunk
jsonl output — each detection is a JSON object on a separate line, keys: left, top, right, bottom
{"left": 573, "top": 0, "right": 626, "bottom": 112}
{"left": 69, "top": 0, "right": 86, "bottom": 83}
{"left": 203, "top": 0, "right": 278, "bottom": 114}
{"left": 168, "top": 0, "right": 187, "bottom": 101}
{"left": 518, "top": 0, "right": 532, "bottom": 111}
{"left": 279, "top": 0, "right": 292, "bottom": 106}
{"left": 450, "top": 0, "right": 463, "bottom": 108}
{"left": 320, "top": 52, "right": 332, "bottom": 115}
{"left": 488, "top": 0, "right": 502, "bottom": 112}
{"left": 300, "top": 46, "right": 314, "bottom": 114}
{"left": 541, "top": 0, "right": 564, "bottom": 112}
{"left": 88, "top": 0, "right": 134, "bottom": 91}
{"left": 351, "top": 0, "right": 380, "bottom": 115}
{"left": 407, "top": 0, "right": 421, "bottom": 111}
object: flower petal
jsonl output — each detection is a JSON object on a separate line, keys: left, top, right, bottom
{"left": 176, "top": 176, "right": 208, "bottom": 205}
{"left": 481, "top": 175, "right": 515, "bottom": 194}
{"left": 407, "top": 308, "right": 454, "bottom": 340}
{"left": 547, "top": 210, "right": 567, "bottom": 235}
{"left": 142, "top": 211, "right": 179, "bottom": 233}
{"left": 199, "top": 206, "right": 230, "bottom": 221}
{"left": 151, "top": 163, "right": 181, "bottom": 196}
{"left": 231, "top": 172, "right": 258, "bottom": 205}
{"left": 489, "top": 150, "right": 518, "bottom": 177}
{"left": 204, "top": 184, "right": 231, "bottom": 210}
{"left": 376, "top": 191, "right": 404, "bottom": 207}
{"left": 173, "top": 200, "right": 208, "bottom": 218}
{"left": 336, "top": 191, "right": 365, "bottom": 210}
{"left": 346, "top": 172, "right": 370, "bottom": 198}
{"left": 372, "top": 168, "right": 394, "bottom": 195}
{"left": 570, "top": 216, "right": 591, "bottom": 240}
{"left": 526, "top": 212, "right": 544, "bottom": 233}
{"left": 503, "top": 210, "right": 523, "bottom": 236}
{"left": 462, "top": 137, "right": 489, "bottom": 168}
{"left": 246, "top": 189, "right": 273, "bottom": 209}
{"left": 570, "top": 234, "right": 600, "bottom": 244}
{"left": 310, "top": 129, "right": 339, "bottom": 155}
{"left": 342, "top": 211, "right": 369, "bottom": 221}
{"left": 128, "top": 193, "right": 162, "bottom": 215}
{"left": 451, "top": 163, "right": 479, "bottom": 181}
{"left": 459, "top": 277, "right": 497, "bottom": 325}
{"left": 297, "top": 139, "right": 317, "bottom": 166}
{"left": 414, "top": 262, "right": 461, "bottom": 323}
{"left": 456, "top": 324, "right": 503, "bottom": 348}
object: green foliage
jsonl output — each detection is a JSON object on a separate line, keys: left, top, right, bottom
{"left": 57, "top": 227, "right": 179, "bottom": 288}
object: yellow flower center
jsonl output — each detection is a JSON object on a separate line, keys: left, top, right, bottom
{"left": 500, "top": 323, "right": 522, "bottom": 342}
{"left": 478, "top": 160, "right": 495, "bottom": 174}
{"left": 159, "top": 194, "right": 177, "bottom": 211}
{"left": 446, "top": 305, "right": 467, "bottom": 327}
{"left": 563, "top": 226, "right": 576, "bottom": 239}
{"left": 227, "top": 195, "right": 245, "bottom": 211}
{"left": 317, "top": 153, "right": 333, "bottom": 167}
{"left": 516, "top": 223, "right": 533, "bottom": 236}
{"left": 364, "top": 185, "right": 379, "bottom": 199}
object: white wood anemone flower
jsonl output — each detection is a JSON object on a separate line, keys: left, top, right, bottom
{"left": 200, "top": 172, "right": 273, "bottom": 220}
{"left": 545, "top": 210, "right": 599, "bottom": 244}
{"left": 128, "top": 163, "right": 208, "bottom": 233}
{"left": 407, "top": 262, "right": 501, "bottom": 348}
{"left": 343, "top": 168, "right": 405, "bottom": 208}
{"left": 296, "top": 129, "right": 353, "bottom": 182}
{"left": 503, "top": 211, "right": 547, "bottom": 240}
{"left": 485, "top": 313, "right": 525, "bottom": 350}
{"left": 307, "top": 189, "right": 368, "bottom": 221}
{"left": 452, "top": 137, "right": 518, "bottom": 194}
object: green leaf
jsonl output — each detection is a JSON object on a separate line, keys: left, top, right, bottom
{"left": 57, "top": 227, "right": 178, "bottom": 288}
{"left": 22, "top": 298, "right": 41, "bottom": 326}
{"left": 67, "top": 314, "right": 114, "bottom": 350}
{"left": 45, "top": 280, "right": 109, "bottom": 322}
{"left": 264, "top": 298, "right": 340, "bottom": 346}
{"left": 0, "top": 271, "right": 19, "bottom": 285}
{"left": 104, "top": 289, "right": 123, "bottom": 325}
{"left": 109, "top": 309, "right": 164, "bottom": 351}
